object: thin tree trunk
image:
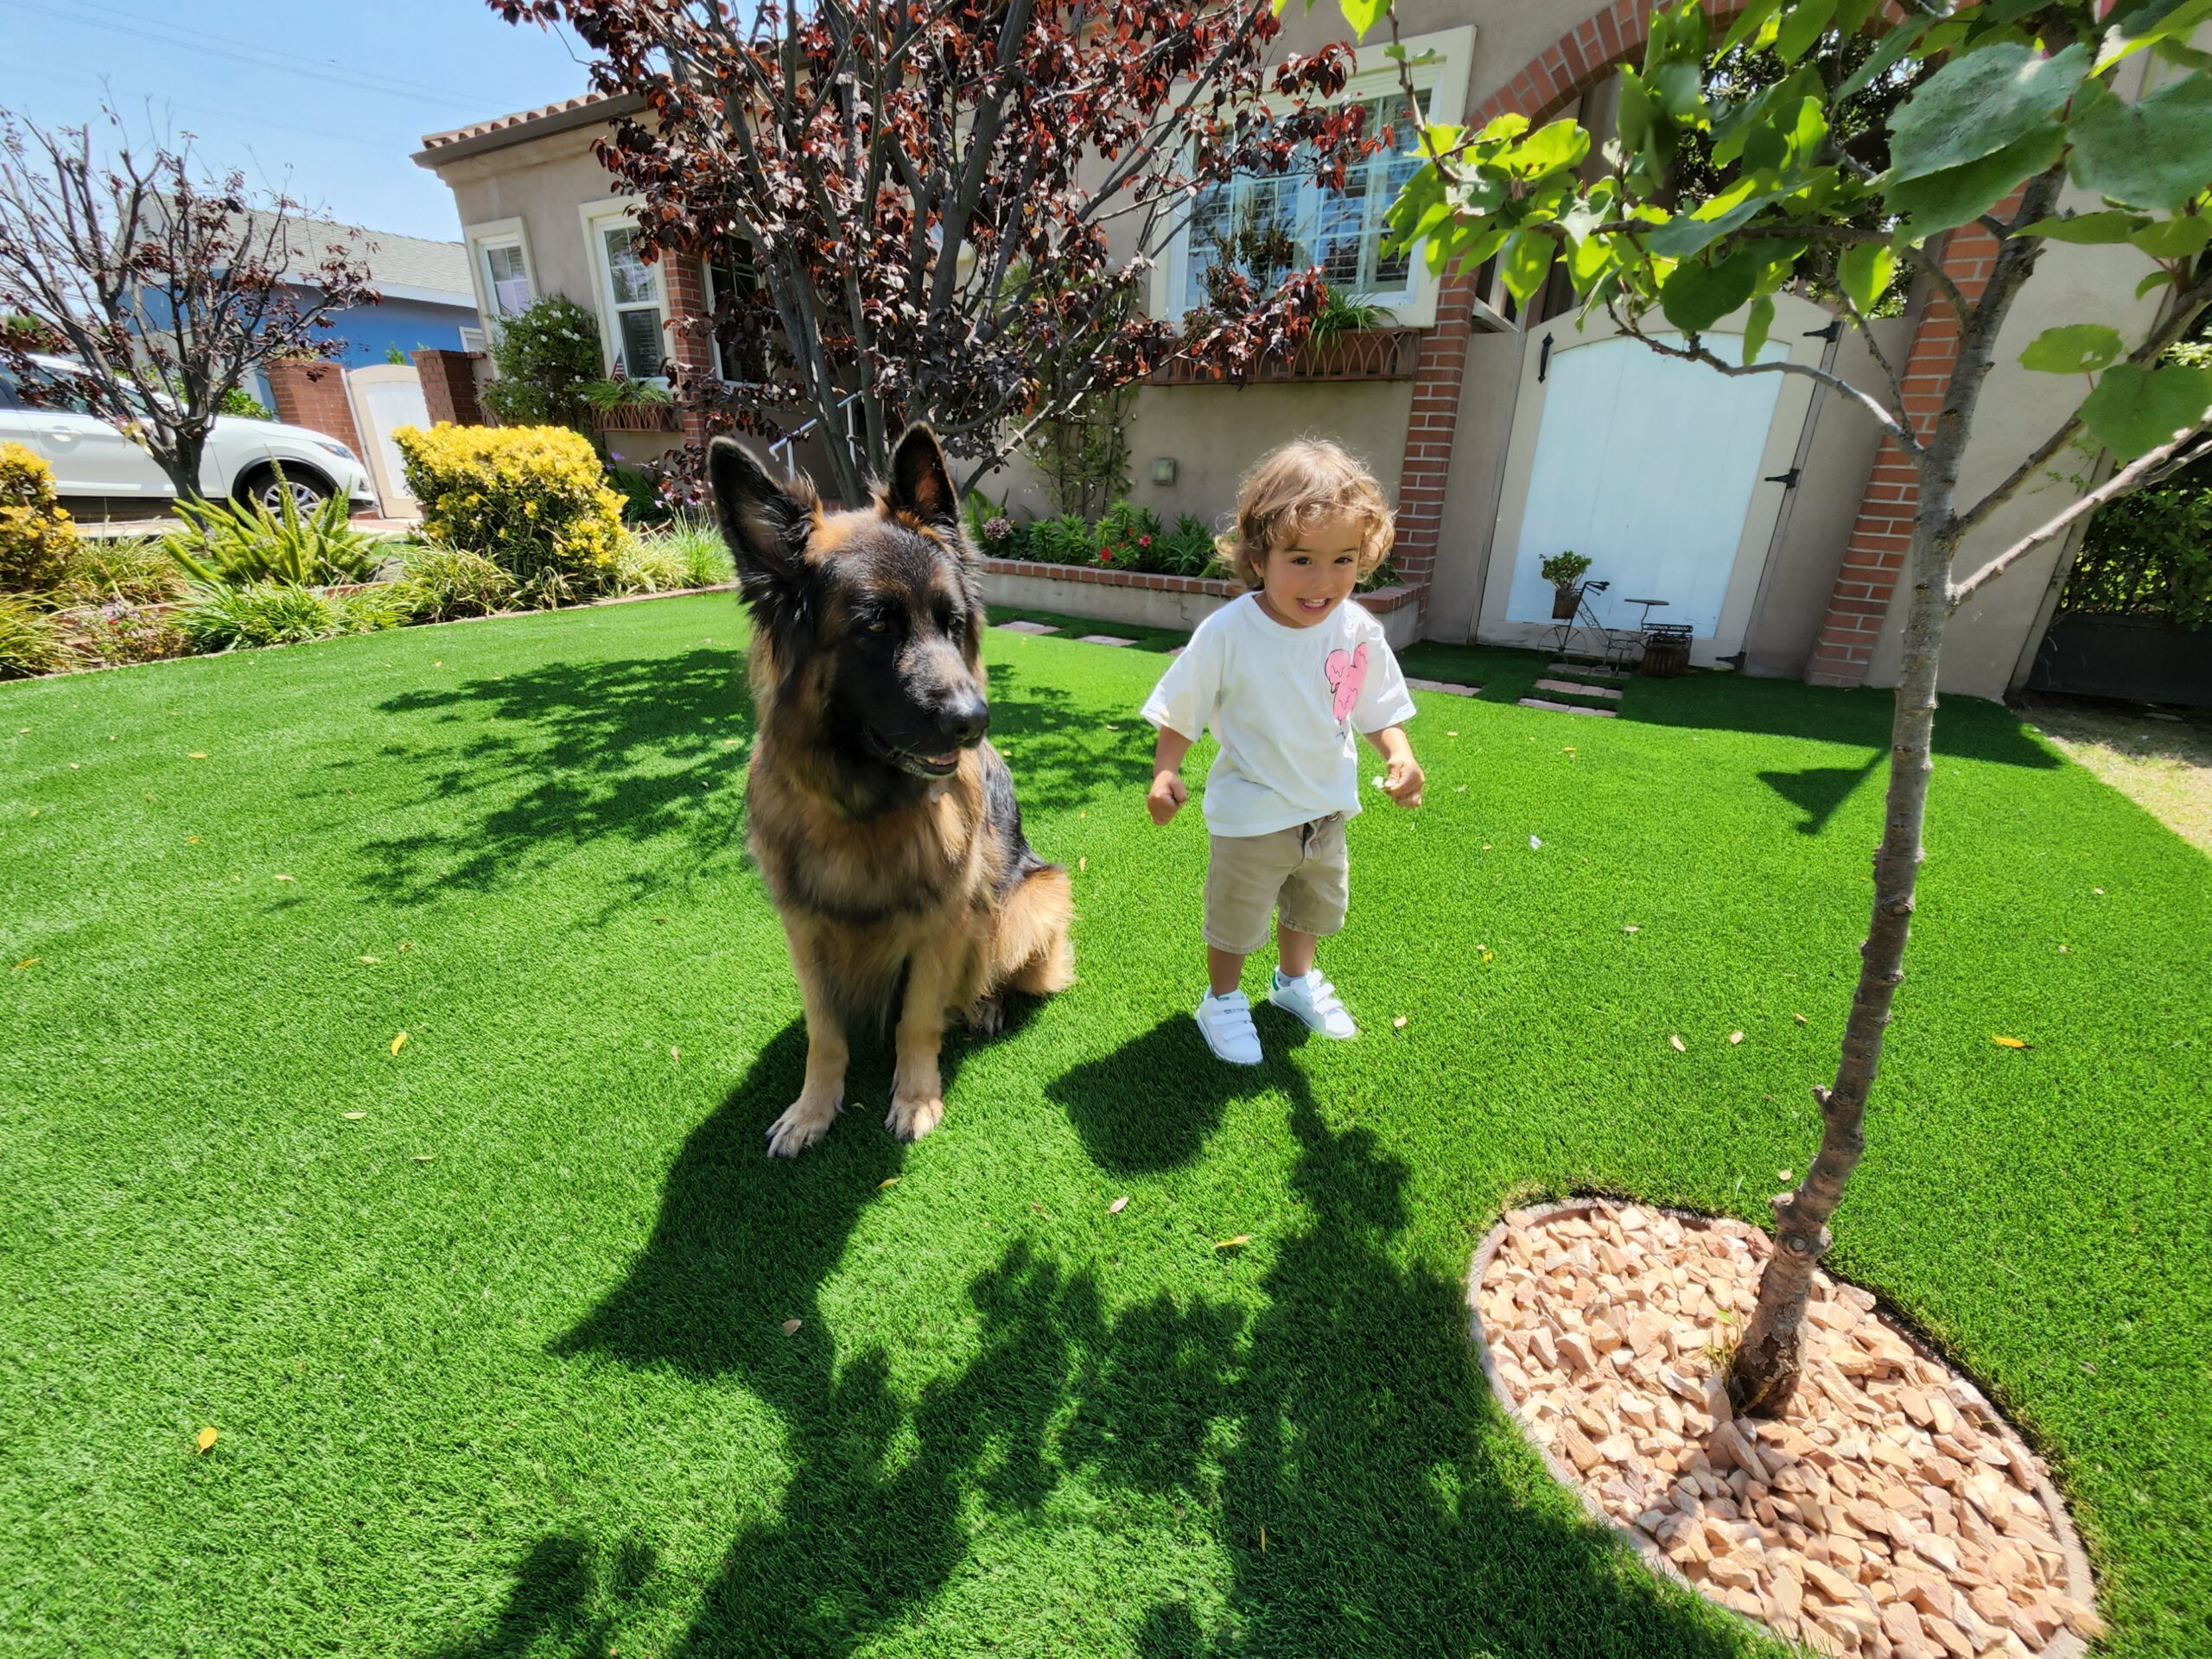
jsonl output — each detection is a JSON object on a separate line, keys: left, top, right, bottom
{"left": 1725, "top": 510, "right": 1949, "bottom": 1416}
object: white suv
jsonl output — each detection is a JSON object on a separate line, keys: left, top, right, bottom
{"left": 0, "top": 353, "right": 378, "bottom": 516}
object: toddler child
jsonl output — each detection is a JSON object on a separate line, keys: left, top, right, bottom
{"left": 1141, "top": 440, "right": 1423, "bottom": 1064}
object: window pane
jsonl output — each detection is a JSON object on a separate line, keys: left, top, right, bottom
{"left": 616, "top": 308, "right": 664, "bottom": 378}
{"left": 484, "top": 245, "right": 531, "bottom": 318}
{"left": 603, "top": 227, "right": 657, "bottom": 307}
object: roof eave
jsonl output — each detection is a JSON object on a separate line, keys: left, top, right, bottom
{"left": 412, "top": 91, "right": 646, "bottom": 169}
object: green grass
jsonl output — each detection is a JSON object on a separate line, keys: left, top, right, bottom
{"left": 2, "top": 595, "right": 2205, "bottom": 1658}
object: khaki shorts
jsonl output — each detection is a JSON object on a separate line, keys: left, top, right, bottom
{"left": 1204, "top": 815, "right": 1350, "bottom": 955}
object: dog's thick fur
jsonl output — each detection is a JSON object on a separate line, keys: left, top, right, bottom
{"left": 712, "top": 426, "right": 1074, "bottom": 1156}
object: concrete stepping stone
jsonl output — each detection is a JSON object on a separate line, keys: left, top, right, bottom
{"left": 1518, "top": 696, "right": 1618, "bottom": 717}
{"left": 1534, "top": 677, "right": 1625, "bottom": 702}
{"left": 1076, "top": 633, "right": 1137, "bottom": 647}
{"left": 1548, "top": 662, "right": 1629, "bottom": 681}
{"left": 994, "top": 620, "right": 1058, "bottom": 634}
{"left": 1166, "top": 645, "right": 1185, "bottom": 658}
{"left": 1406, "top": 677, "right": 1482, "bottom": 696}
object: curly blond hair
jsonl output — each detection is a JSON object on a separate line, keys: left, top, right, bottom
{"left": 1216, "top": 439, "right": 1395, "bottom": 590}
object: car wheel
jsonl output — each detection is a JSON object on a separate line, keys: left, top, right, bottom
{"left": 238, "top": 464, "right": 333, "bottom": 518}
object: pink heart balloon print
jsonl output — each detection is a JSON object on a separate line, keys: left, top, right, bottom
{"left": 1325, "top": 641, "right": 1369, "bottom": 721}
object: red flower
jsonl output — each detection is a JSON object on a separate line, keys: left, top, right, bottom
{"left": 1139, "top": 535, "right": 1152, "bottom": 548}
{"left": 1099, "top": 547, "right": 1116, "bottom": 563}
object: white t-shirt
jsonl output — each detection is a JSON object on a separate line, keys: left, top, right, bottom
{"left": 1142, "top": 594, "right": 1417, "bottom": 837}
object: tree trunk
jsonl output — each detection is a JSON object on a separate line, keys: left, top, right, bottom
{"left": 1726, "top": 509, "right": 1952, "bottom": 1415}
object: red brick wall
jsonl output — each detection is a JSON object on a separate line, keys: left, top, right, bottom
{"left": 412, "top": 349, "right": 486, "bottom": 428}
{"left": 659, "top": 257, "right": 716, "bottom": 444}
{"left": 264, "top": 359, "right": 365, "bottom": 456}
{"left": 1802, "top": 211, "right": 2016, "bottom": 687}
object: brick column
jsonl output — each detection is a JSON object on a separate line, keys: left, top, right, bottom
{"left": 659, "top": 255, "right": 717, "bottom": 444}
{"left": 412, "top": 348, "right": 486, "bottom": 427}
{"left": 264, "top": 359, "right": 365, "bottom": 455}
{"left": 1388, "top": 271, "right": 1478, "bottom": 614}
{"left": 1804, "top": 205, "right": 2017, "bottom": 688}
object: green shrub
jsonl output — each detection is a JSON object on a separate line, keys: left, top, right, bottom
{"left": 391, "top": 423, "right": 626, "bottom": 604}
{"left": 607, "top": 461, "right": 673, "bottom": 527}
{"left": 642, "top": 518, "right": 734, "bottom": 588}
{"left": 178, "top": 580, "right": 400, "bottom": 651}
{"left": 2069, "top": 485, "right": 2212, "bottom": 629}
{"left": 220, "top": 386, "right": 275, "bottom": 421}
{"left": 161, "top": 488, "right": 381, "bottom": 587}
{"left": 480, "top": 296, "right": 602, "bottom": 432}
{"left": 1, "top": 442, "right": 78, "bottom": 594}
{"left": 0, "top": 594, "right": 70, "bottom": 677}
{"left": 1027, "top": 512, "right": 1095, "bottom": 565}
{"left": 1154, "top": 513, "right": 1222, "bottom": 578}
{"left": 57, "top": 537, "right": 184, "bottom": 607}
{"left": 611, "top": 534, "right": 690, "bottom": 596}
{"left": 1096, "top": 498, "right": 1163, "bottom": 571}
{"left": 395, "top": 543, "right": 517, "bottom": 621}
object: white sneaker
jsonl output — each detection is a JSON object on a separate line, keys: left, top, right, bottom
{"left": 1269, "top": 969, "right": 1357, "bottom": 1039}
{"left": 1193, "top": 988, "right": 1262, "bottom": 1065}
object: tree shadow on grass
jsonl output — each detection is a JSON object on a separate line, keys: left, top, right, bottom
{"left": 1759, "top": 748, "right": 1885, "bottom": 836}
{"left": 982, "top": 660, "right": 1156, "bottom": 821}
{"left": 346, "top": 645, "right": 754, "bottom": 906}
{"left": 450, "top": 1020, "right": 1757, "bottom": 1656}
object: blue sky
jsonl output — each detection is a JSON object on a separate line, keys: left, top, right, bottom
{"left": 0, "top": 0, "right": 595, "bottom": 244}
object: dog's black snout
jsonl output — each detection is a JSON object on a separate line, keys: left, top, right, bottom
{"left": 938, "top": 691, "right": 989, "bottom": 747}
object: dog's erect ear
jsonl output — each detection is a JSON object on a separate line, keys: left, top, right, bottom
{"left": 709, "top": 435, "right": 816, "bottom": 613}
{"left": 887, "top": 424, "right": 958, "bottom": 530}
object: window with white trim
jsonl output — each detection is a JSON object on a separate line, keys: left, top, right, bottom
{"left": 594, "top": 220, "right": 668, "bottom": 378}
{"left": 480, "top": 240, "right": 533, "bottom": 321}
{"left": 1180, "top": 86, "right": 1433, "bottom": 314}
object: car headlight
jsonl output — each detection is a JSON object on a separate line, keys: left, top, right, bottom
{"left": 309, "top": 436, "right": 359, "bottom": 463}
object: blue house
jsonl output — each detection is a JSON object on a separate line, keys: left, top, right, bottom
{"left": 237, "top": 213, "right": 482, "bottom": 404}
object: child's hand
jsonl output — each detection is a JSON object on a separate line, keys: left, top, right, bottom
{"left": 1382, "top": 754, "right": 1424, "bottom": 809}
{"left": 1147, "top": 770, "right": 1188, "bottom": 825}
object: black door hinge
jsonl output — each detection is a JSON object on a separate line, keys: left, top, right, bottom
{"left": 1764, "top": 467, "right": 1802, "bottom": 487}
{"left": 1538, "top": 331, "right": 1554, "bottom": 382}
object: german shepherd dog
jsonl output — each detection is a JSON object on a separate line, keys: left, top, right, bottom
{"left": 710, "top": 425, "right": 1074, "bottom": 1156}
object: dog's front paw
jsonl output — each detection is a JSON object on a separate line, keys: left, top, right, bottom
{"left": 885, "top": 1092, "right": 944, "bottom": 1142}
{"left": 766, "top": 1093, "right": 840, "bottom": 1158}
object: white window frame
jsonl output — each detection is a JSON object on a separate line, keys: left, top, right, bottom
{"left": 1151, "top": 23, "right": 1473, "bottom": 333}
{"left": 462, "top": 217, "right": 537, "bottom": 340}
{"left": 579, "top": 194, "right": 671, "bottom": 384}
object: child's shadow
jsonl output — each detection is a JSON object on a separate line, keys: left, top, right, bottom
{"left": 1046, "top": 1012, "right": 1306, "bottom": 1173}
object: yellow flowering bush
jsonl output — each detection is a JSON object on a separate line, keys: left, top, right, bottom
{"left": 1, "top": 442, "right": 79, "bottom": 594}
{"left": 391, "top": 423, "right": 625, "bottom": 605}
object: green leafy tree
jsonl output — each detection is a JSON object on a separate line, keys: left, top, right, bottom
{"left": 1344, "top": 0, "right": 2212, "bottom": 1415}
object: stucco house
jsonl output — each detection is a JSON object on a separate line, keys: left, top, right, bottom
{"left": 410, "top": 2, "right": 2175, "bottom": 701}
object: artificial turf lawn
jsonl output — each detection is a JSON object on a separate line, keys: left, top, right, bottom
{"left": 2, "top": 594, "right": 2205, "bottom": 1659}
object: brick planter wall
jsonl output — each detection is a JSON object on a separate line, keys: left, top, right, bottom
{"left": 979, "top": 556, "right": 1420, "bottom": 648}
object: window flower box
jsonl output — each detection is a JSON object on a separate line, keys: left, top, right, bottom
{"left": 1147, "top": 326, "right": 1424, "bottom": 388}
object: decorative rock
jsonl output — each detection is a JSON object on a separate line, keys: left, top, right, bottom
{"left": 1470, "top": 1198, "right": 2095, "bottom": 1658}
{"left": 994, "top": 620, "right": 1058, "bottom": 633}
{"left": 1074, "top": 633, "right": 1136, "bottom": 646}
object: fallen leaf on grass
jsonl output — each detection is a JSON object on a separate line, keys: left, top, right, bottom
{"left": 185, "top": 835, "right": 199, "bottom": 843}
{"left": 1992, "top": 1035, "right": 2031, "bottom": 1049}
{"left": 1480, "top": 950, "right": 1493, "bottom": 963}
{"left": 1214, "top": 1235, "right": 1252, "bottom": 1250}
{"left": 1729, "top": 1031, "right": 1745, "bottom": 1046}
{"left": 1454, "top": 785, "right": 1466, "bottom": 792}
{"left": 1031, "top": 1201, "right": 1047, "bottom": 1216}
{"left": 195, "top": 1427, "right": 217, "bottom": 1453}
{"left": 1108, "top": 1196, "right": 1128, "bottom": 1214}
{"left": 1793, "top": 1013, "right": 1808, "bottom": 1025}
{"left": 1669, "top": 1034, "right": 1686, "bottom": 1052}
{"left": 1261, "top": 1526, "right": 1268, "bottom": 1553}
{"left": 342, "top": 1111, "right": 366, "bottom": 1121}
{"left": 188, "top": 752, "right": 207, "bottom": 760}
{"left": 1104, "top": 724, "right": 1121, "bottom": 732}
{"left": 411, "top": 1154, "right": 434, "bottom": 1163}
{"left": 397, "top": 942, "right": 413, "bottom": 951}
{"left": 1778, "top": 1168, "right": 1794, "bottom": 1182}
{"left": 67, "top": 762, "right": 78, "bottom": 770}
{"left": 359, "top": 955, "right": 380, "bottom": 964}
{"left": 671, "top": 1046, "right": 680, "bottom": 1062}
{"left": 1393, "top": 1015, "right": 1408, "bottom": 1028}
{"left": 781, "top": 1318, "right": 802, "bottom": 1336}
{"left": 273, "top": 874, "right": 296, "bottom": 882}
{"left": 1078, "top": 856, "right": 1088, "bottom": 872}
{"left": 877, "top": 1177, "right": 900, "bottom": 1190}
{"left": 1529, "top": 836, "right": 1542, "bottom": 849}
{"left": 1446, "top": 729, "right": 1459, "bottom": 737}
{"left": 12, "top": 957, "right": 36, "bottom": 971}
{"left": 390, "top": 1031, "right": 409, "bottom": 1055}
{"left": 2091, "top": 887, "right": 2104, "bottom": 896}
{"left": 1622, "top": 925, "right": 1639, "bottom": 935}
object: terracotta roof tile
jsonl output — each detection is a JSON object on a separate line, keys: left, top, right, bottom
{"left": 418, "top": 92, "right": 626, "bottom": 152}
